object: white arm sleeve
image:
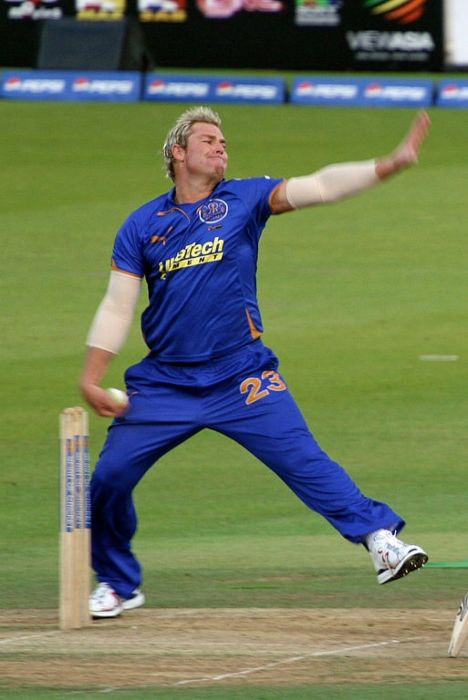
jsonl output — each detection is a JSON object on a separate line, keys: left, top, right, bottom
{"left": 86, "top": 270, "right": 142, "bottom": 354}
{"left": 285, "top": 159, "right": 379, "bottom": 209}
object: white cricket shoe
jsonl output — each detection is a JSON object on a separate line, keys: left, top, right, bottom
{"left": 367, "top": 530, "right": 428, "bottom": 584}
{"left": 89, "top": 582, "right": 123, "bottom": 618}
{"left": 122, "top": 588, "right": 145, "bottom": 611}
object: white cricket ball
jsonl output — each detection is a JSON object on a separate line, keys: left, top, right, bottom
{"left": 106, "top": 387, "right": 129, "bottom": 407}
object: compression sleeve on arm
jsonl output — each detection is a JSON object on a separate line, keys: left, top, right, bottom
{"left": 86, "top": 270, "right": 142, "bottom": 354}
{"left": 285, "top": 160, "right": 379, "bottom": 209}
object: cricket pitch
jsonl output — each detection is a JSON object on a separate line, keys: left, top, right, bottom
{"left": 0, "top": 608, "right": 466, "bottom": 689}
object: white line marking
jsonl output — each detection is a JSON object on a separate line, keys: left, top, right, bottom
{"left": 419, "top": 355, "right": 459, "bottom": 362}
{"left": 174, "top": 636, "right": 424, "bottom": 686}
{"left": 0, "top": 631, "right": 61, "bottom": 646}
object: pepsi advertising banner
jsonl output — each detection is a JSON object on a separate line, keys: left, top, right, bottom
{"left": 144, "top": 74, "right": 285, "bottom": 104}
{"left": 0, "top": 70, "right": 141, "bottom": 101}
{"left": 436, "top": 80, "right": 468, "bottom": 109}
{"left": 291, "top": 76, "right": 433, "bottom": 108}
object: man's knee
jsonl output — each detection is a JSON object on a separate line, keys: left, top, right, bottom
{"left": 91, "top": 459, "right": 136, "bottom": 495}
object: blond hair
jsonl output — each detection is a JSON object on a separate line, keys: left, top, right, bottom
{"left": 162, "top": 106, "right": 222, "bottom": 181}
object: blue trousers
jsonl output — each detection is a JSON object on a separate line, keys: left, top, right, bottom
{"left": 91, "top": 342, "right": 404, "bottom": 598}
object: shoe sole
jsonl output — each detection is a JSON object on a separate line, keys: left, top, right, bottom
{"left": 122, "top": 592, "right": 145, "bottom": 611}
{"left": 91, "top": 604, "right": 124, "bottom": 619}
{"left": 378, "top": 549, "right": 428, "bottom": 585}
{"left": 90, "top": 593, "right": 144, "bottom": 618}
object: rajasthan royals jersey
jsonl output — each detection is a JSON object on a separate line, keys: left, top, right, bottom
{"left": 112, "top": 176, "right": 282, "bottom": 362}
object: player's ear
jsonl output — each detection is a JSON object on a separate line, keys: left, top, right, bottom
{"left": 171, "top": 143, "right": 185, "bottom": 164}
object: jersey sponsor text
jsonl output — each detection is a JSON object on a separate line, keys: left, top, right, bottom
{"left": 159, "top": 236, "right": 224, "bottom": 278}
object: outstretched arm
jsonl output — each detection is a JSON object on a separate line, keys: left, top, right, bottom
{"left": 375, "top": 109, "right": 430, "bottom": 180}
{"left": 270, "top": 110, "right": 430, "bottom": 214}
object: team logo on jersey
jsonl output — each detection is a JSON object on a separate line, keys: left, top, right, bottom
{"left": 198, "top": 199, "right": 228, "bottom": 224}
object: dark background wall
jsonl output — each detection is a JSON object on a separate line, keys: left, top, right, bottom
{"left": 0, "top": 0, "right": 444, "bottom": 72}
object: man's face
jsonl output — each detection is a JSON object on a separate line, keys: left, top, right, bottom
{"left": 177, "top": 122, "right": 228, "bottom": 180}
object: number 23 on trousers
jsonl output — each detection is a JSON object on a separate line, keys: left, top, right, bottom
{"left": 240, "top": 371, "right": 287, "bottom": 405}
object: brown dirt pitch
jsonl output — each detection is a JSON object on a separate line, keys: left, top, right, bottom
{"left": 1, "top": 608, "right": 467, "bottom": 690}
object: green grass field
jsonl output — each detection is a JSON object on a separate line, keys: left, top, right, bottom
{"left": 1, "top": 93, "right": 468, "bottom": 698}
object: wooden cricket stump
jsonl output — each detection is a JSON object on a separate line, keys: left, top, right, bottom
{"left": 448, "top": 593, "right": 468, "bottom": 657}
{"left": 59, "top": 407, "right": 91, "bottom": 630}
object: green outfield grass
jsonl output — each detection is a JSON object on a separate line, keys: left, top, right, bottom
{"left": 2, "top": 686, "right": 468, "bottom": 700}
{"left": 1, "top": 98, "right": 468, "bottom": 697}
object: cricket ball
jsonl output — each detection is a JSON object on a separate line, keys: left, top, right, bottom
{"left": 106, "top": 387, "right": 128, "bottom": 407}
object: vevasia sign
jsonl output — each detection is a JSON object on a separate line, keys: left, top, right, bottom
{"left": 341, "top": 0, "right": 443, "bottom": 71}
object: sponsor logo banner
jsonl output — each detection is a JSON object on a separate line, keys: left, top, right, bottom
{"left": 3, "top": 0, "right": 64, "bottom": 20}
{"left": 144, "top": 74, "right": 285, "bottom": 104}
{"left": 138, "top": 0, "right": 187, "bottom": 23}
{"left": 341, "top": 0, "right": 443, "bottom": 71}
{"left": 292, "top": 78, "right": 359, "bottom": 105}
{"left": 291, "top": 76, "right": 433, "bottom": 107}
{"left": 361, "top": 78, "right": 433, "bottom": 106}
{"left": 363, "top": 0, "right": 428, "bottom": 25}
{"left": 295, "top": 0, "right": 342, "bottom": 28}
{"left": 437, "top": 80, "right": 468, "bottom": 109}
{"left": 195, "top": 0, "right": 283, "bottom": 20}
{"left": 0, "top": 71, "right": 141, "bottom": 101}
{"left": 75, "top": 0, "right": 126, "bottom": 20}
{"left": 145, "top": 76, "right": 210, "bottom": 100}
{"left": 1, "top": 72, "right": 68, "bottom": 99}
{"left": 213, "top": 78, "right": 283, "bottom": 103}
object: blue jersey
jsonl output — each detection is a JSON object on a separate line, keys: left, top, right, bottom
{"left": 112, "top": 176, "right": 282, "bottom": 362}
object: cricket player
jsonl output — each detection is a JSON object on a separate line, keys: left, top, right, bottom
{"left": 81, "top": 106, "right": 430, "bottom": 617}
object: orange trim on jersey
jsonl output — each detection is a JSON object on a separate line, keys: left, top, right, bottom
{"left": 245, "top": 309, "right": 263, "bottom": 340}
{"left": 111, "top": 260, "right": 143, "bottom": 278}
{"left": 151, "top": 235, "right": 167, "bottom": 245}
{"left": 156, "top": 207, "right": 190, "bottom": 221}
